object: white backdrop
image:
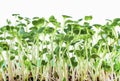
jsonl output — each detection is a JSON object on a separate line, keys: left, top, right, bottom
{"left": 0, "top": 0, "right": 120, "bottom": 26}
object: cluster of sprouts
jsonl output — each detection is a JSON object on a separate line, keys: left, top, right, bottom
{"left": 0, "top": 14, "right": 120, "bottom": 81}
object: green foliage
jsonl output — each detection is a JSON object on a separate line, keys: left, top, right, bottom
{"left": 70, "top": 57, "right": 78, "bottom": 68}
{"left": 49, "top": 15, "right": 61, "bottom": 27}
{"left": 10, "top": 55, "right": 15, "bottom": 60}
{"left": 32, "top": 17, "right": 45, "bottom": 27}
{"left": 0, "top": 14, "right": 120, "bottom": 80}
{"left": 84, "top": 15, "right": 93, "bottom": 21}
{"left": 62, "top": 15, "right": 72, "bottom": 19}
{"left": 23, "top": 55, "right": 27, "bottom": 61}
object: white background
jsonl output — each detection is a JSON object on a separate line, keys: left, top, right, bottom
{"left": 0, "top": 0, "right": 120, "bottom": 26}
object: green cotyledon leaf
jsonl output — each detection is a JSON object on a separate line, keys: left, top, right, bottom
{"left": 41, "top": 60, "right": 47, "bottom": 66}
{"left": 49, "top": 15, "right": 61, "bottom": 27}
{"left": 84, "top": 15, "right": 93, "bottom": 21}
{"left": 23, "top": 55, "right": 27, "bottom": 61}
{"left": 62, "top": 15, "right": 72, "bottom": 19}
{"left": 10, "top": 55, "right": 15, "bottom": 60}
{"left": 32, "top": 17, "right": 45, "bottom": 27}
{"left": 70, "top": 57, "right": 78, "bottom": 68}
